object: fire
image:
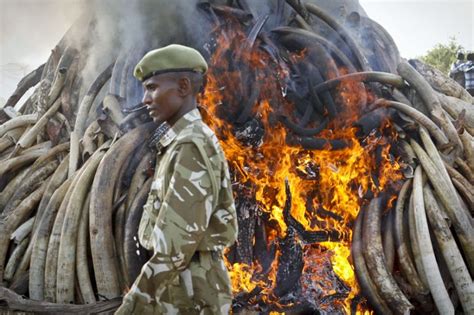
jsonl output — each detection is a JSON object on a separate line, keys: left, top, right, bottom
{"left": 199, "top": 20, "right": 402, "bottom": 313}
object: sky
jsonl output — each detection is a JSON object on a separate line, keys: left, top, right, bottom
{"left": 360, "top": 0, "right": 473, "bottom": 58}
{"left": 0, "top": 0, "right": 473, "bottom": 104}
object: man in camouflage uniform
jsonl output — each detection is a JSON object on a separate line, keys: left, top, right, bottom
{"left": 115, "top": 44, "right": 238, "bottom": 315}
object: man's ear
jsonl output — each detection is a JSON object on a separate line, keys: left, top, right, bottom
{"left": 177, "top": 77, "right": 192, "bottom": 97}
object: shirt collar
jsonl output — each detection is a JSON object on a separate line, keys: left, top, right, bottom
{"left": 157, "top": 108, "right": 202, "bottom": 150}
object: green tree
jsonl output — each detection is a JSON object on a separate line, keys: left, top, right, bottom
{"left": 419, "top": 37, "right": 464, "bottom": 74}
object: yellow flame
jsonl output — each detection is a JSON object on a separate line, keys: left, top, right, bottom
{"left": 200, "top": 25, "right": 401, "bottom": 313}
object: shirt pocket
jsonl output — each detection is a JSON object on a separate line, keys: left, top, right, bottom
{"left": 138, "top": 189, "right": 161, "bottom": 250}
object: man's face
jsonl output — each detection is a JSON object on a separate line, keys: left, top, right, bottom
{"left": 142, "top": 74, "right": 183, "bottom": 124}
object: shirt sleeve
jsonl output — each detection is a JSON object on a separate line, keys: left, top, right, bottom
{"left": 119, "top": 142, "right": 215, "bottom": 312}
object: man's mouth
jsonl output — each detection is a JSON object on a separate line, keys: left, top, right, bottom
{"left": 147, "top": 106, "right": 159, "bottom": 116}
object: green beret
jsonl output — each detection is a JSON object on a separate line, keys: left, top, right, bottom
{"left": 134, "top": 44, "right": 208, "bottom": 81}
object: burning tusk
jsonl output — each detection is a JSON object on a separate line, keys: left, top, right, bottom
{"left": 46, "top": 67, "right": 68, "bottom": 111}
{"left": 125, "top": 151, "right": 154, "bottom": 211}
{"left": 305, "top": 3, "right": 371, "bottom": 72}
{"left": 418, "top": 127, "right": 452, "bottom": 183}
{"left": 313, "top": 71, "right": 406, "bottom": 94}
{"left": 272, "top": 27, "right": 359, "bottom": 73}
{"left": 278, "top": 115, "right": 328, "bottom": 137}
{"left": 287, "top": 134, "right": 349, "bottom": 151}
{"left": 373, "top": 99, "right": 449, "bottom": 146}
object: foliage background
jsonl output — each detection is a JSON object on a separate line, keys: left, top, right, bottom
{"left": 419, "top": 37, "right": 464, "bottom": 74}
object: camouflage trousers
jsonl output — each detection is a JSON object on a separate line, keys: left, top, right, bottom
{"left": 124, "top": 253, "right": 233, "bottom": 315}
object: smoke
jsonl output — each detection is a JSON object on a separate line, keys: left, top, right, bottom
{"left": 65, "top": 0, "right": 212, "bottom": 99}
{"left": 0, "top": 0, "right": 84, "bottom": 100}
{"left": 0, "top": 0, "right": 211, "bottom": 101}
{"left": 1, "top": 0, "right": 370, "bottom": 103}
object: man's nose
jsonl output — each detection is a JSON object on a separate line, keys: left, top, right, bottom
{"left": 142, "top": 92, "right": 152, "bottom": 105}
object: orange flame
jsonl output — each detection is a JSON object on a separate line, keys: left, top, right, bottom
{"left": 199, "top": 22, "right": 402, "bottom": 313}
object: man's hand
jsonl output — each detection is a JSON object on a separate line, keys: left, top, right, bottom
{"left": 114, "top": 291, "right": 156, "bottom": 315}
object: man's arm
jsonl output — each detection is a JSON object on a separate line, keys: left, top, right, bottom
{"left": 116, "top": 142, "right": 214, "bottom": 314}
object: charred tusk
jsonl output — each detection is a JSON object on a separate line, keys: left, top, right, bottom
{"left": 305, "top": 3, "right": 371, "bottom": 71}
{"left": 374, "top": 99, "right": 449, "bottom": 146}
{"left": 313, "top": 72, "right": 406, "bottom": 94}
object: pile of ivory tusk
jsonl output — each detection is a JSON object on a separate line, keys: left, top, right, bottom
{"left": 0, "top": 1, "right": 473, "bottom": 313}
{"left": 349, "top": 61, "right": 474, "bottom": 315}
{"left": 0, "top": 33, "right": 157, "bottom": 309}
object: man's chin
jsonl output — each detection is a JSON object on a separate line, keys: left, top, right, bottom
{"left": 151, "top": 116, "right": 165, "bottom": 124}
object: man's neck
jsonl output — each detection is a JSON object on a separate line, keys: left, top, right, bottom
{"left": 168, "top": 98, "right": 197, "bottom": 126}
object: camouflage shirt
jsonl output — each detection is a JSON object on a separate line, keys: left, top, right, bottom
{"left": 118, "top": 108, "right": 238, "bottom": 313}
